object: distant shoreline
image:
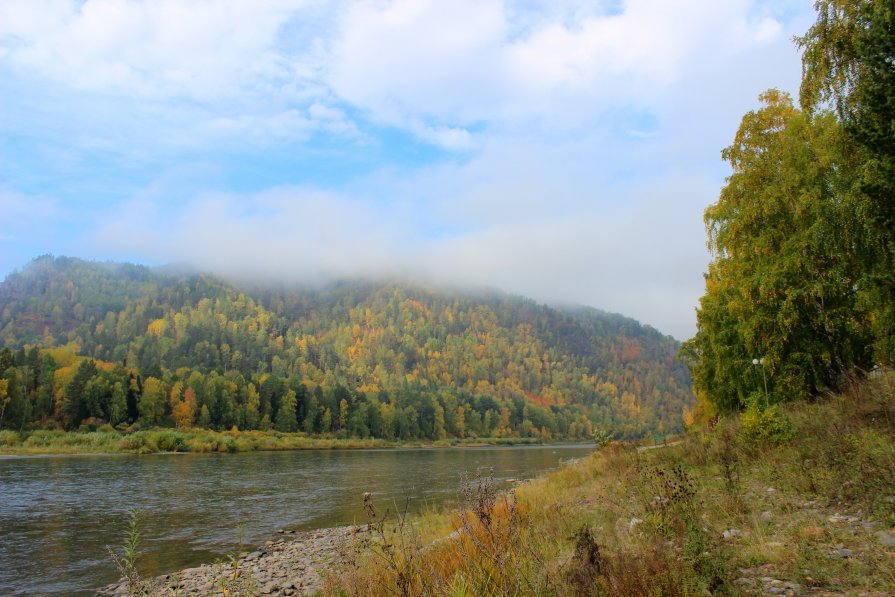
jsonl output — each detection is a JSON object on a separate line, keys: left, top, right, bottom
{"left": 0, "top": 427, "right": 594, "bottom": 456}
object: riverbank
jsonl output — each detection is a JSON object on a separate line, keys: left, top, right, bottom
{"left": 0, "top": 427, "right": 550, "bottom": 456}
{"left": 321, "top": 375, "right": 895, "bottom": 595}
{"left": 98, "top": 526, "right": 358, "bottom": 596}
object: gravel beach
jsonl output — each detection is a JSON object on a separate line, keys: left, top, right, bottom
{"left": 97, "top": 526, "right": 358, "bottom": 596}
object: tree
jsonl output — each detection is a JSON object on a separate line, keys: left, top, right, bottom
{"left": 433, "top": 402, "right": 447, "bottom": 440}
{"left": 455, "top": 405, "right": 466, "bottom": 438}
{"left": 61, "top": 360, "right": 97, "bottom": 429}
{"left": 139, "top": 377, "right": 166, "bottom": 426}
{"left": 798, "top": 0, "right": 895, "bottom": 361}
{"left": 276, "top": 390, "right": 297, "bottom": 432}
{"left": 683, "top": 90, "right": 872, "bottom": 410}
{"left": 171, "top": 400, "right": 194, "bottom": 429}
{"left": 321, "top": 407, "right": 333, "bottom": 434}
{"left": 109, "top": 381, "right": 128, "bottom": 427}
{"left": 83, "top": 375, "right": 111, "bottom": 421}
{"left": 303, "top": 394, "right": 319, "bottom": 434}
{"left": 0, "top": 379, "right": 9, "bottom": 427}
{"left": 338, "top": 398, "right": 349, "bottom": 436}
{"left": 243, "top": 383, "right": 261, "bottom": 430}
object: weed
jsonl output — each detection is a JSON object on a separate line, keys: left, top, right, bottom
{"left": 324, "top": 377, "right": 895, "bottom": 597}
{"left": 454, "top": 468, "right": 553, "bottom": 595}
{"left": 565, "top": 525, "right": 603, "bottom": 595}
{"left": 641, "top": 464, "right": 697, "bottom": 538}
{"left": 107, "top": 508, "right": 153, "bottom": 596}
{"left": 341, "top": 492, "right": 425, "bottom": 596}
{"left": 211, "top": 522, "right": 257, "bottom": 596}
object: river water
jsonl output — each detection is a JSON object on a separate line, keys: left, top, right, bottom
{"left": 0, "top": 444, "right": 593, "bottom": 595}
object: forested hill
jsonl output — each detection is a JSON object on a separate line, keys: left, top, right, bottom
{"left": 0, "top": 255, "right": 692, "bottom": 439}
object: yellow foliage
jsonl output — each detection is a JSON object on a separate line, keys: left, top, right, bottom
{"left": 171, "top": 400, "right": 194, "bottom": 429}
{"left": 44, "top": 346, "right": 79, "bottom": 368}
{"left": 685, "top": 390, "right": 717, "bottom": 429}
{"left": 147, "top": 318, "right": 167, "bottom": 338}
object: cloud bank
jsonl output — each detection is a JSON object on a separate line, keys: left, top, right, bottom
{"left": 0, "top": 0, "right": 816, "bottom": 339}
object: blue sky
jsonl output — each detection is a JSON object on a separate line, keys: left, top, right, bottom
{"left": 0, "top": 0, "right": 816, "bottom": 339}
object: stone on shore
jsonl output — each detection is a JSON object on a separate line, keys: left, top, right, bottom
{"left": 96, "top": 526, "right": 358, "bottom": 596}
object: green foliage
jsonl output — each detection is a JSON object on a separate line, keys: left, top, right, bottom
{"left": 108, "top": 508, "right": 148, "bottom": 596}
{"left": 150, "top": 430, "right": 185, "bottom": 452}
{"left": 740, "top": 401, "right": 794, "bottom": 446}
{"left": 275, "top": 389, "right": 298, "bottom": 432}
{"left": 685, "top": 0, "right": 895, "bottom": 415}
{"left": 592, "top": 426, "right": 612, "bottom": 449}
{"left": 797, "top": 0, "right": 895, "bottom": 362}
{"left": 0, "top": 429, "right": 20, "bottom": 446}
{"left": 683, "top": 91, "right": 872, "bottom": 412}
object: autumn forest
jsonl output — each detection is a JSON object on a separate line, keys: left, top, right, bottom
{"left": 0, "top": 256, "right": 692, "bottom": 442}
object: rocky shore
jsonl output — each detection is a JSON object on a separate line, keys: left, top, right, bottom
{"left": 98, "top": 526, "right": 358, "bottom": 596}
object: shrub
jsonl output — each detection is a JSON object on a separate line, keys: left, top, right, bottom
{"left": 151, "top": 431, "right": 185, "bottom": 452}
{"left": 23, "top": 430, "right": 65, "bottom": 447}
{"left": 216, "top": 436, "right": 237, "bottom": 453}
{"left": 740, "top": 400, "right": 793, "bottom": 446}
{"left": 120, "top": 434, "right": 147, "bottom": 452}
{"left": 593, "top": 427, "right": 613, "bottom": 449}
{"left": 707, "top": 417, "right": 741, "bottom": 498}
{"left": 78, "top": 417, "right": 106, "bottom": 432}
{"left": 0, "top": 429, "right": 20, "bottom": 446}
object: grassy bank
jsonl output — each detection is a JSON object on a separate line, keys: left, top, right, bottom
{"left": 325, "top": 374, "right": 895, "bottom": 595}
{"left": 0, "top": 427, "right": 548, "bottom": 455}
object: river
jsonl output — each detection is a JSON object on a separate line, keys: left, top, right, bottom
{"left": 0, "top": 444, "right": 593, "bottom": 595}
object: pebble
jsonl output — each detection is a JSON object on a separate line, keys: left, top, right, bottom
{"left": 875, "top": 530, "right": 895, "bottom": 546}
{"left": 722, "top": 528, "right": 741, "bottom": 540}
{"left": 96, "top": 526, "right": 358, "bottom": 596}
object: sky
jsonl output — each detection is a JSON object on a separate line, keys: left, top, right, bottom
{"left": 0, "top": 0, "right": 817, "bottom": 340}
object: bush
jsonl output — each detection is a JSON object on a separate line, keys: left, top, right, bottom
{"left": 0, "top": 429, "right": 20, "bottom": 446}
{"left": 151, "top": 431, "right": 185, "bottom": 452}
{"left": 23, "top": 429, "right": 66, "bottom": 447}
{"left": 120, "top": 434, "right": 147, "bottom": 452}
{"left": 78, "top": 417, "right": 106, "bottom": 432}
{"left": 593, "top": 427, "right": 613, "bottom": 449}
{"left": 216, "top": 436, "right": 237, "bottom": 453}
{"left": 740, "top": 400, "right": 793, "bottom": 446}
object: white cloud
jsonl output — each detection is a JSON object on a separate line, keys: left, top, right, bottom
{"left": 92, "top": 188, "right": 406, "bottom": 281}
{"left": 1, "top": 0, "right": 798, "bottom": 149}
{"left": 753, "top": 17, "right": 783, "bottom": 42}
{"left": 0, "top": 0, "right": 349, "bottom": 149}
{"left": 0, "top": 0, "right": 302, "bottom": 100}
{"left": 2, "top": 0, "right": 817, "bottom": 339}
{"left": 325, "top": 0, "right": 791, "bottom": 139}
{"left": 88, "top": 121, "right": 717, "bottom": 339}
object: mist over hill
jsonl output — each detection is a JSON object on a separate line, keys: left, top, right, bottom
{"left": 0, "top": 255, "right": 692, "bottom": 439}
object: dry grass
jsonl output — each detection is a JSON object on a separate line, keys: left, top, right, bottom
{"left": 324, "top": 373, "right": 895, "bottom": 596}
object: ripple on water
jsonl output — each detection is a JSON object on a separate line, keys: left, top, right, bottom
{"left": 0, "top": 444, "right": 593, "bottom": 595}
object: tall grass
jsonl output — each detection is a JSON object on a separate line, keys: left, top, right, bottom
{"left": 325, "top": 373, "right": 895, "bottom": 596}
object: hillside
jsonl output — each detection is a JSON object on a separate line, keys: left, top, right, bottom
{"left": 0, "top": 255, "right": 692, "bottom": 440}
